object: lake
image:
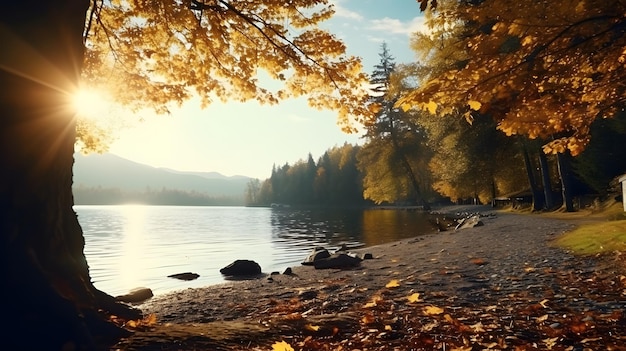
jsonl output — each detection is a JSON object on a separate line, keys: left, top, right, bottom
{"left": 76, "top": 205, "right": 437, "bottom": 296}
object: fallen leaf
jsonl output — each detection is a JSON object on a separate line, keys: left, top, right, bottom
{"left": 423, "top": 305, "right": 444, "bottom": 315}
{"left": 536, "top": 314, "right": 549, "bottom": 323}
{"left": 407, "top": 293, "right": 422, "bottom": 303}
{"left": 386, "top": 279, "right": 400, "bottom": 288}
{"left": 272, "top": 341, "right": 294, "bottom": 351}
{"left": 305, "top": 324, "right": 320, "bottom": 332}
{"left": 384, "top": 324, "right": 392, "bottom": 331}
{"left": 363, "top": 295, "right": 383, "bottom": 308}
{"left": 539, "top": 299, "right": 550, "bottom": 308}
{"left": 470, "top": 258, "right": 486, "bottom": 265}
{"left": 470, "top": 321, "right": 485, "bottom": 332}
{"left": 543, "top": 337, "right": 558, "bottom": 350}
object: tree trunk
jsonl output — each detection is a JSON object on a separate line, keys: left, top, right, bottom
{"left": 538, "top": 151, "right": 555, "bottom": 210}
{"left": 0, "top": 2, "right": 140, "bottom": 350}
{"left": 521, "top": 142, "right": 543, "bottom": 211}
{"left": 556, "top": 150, "right": 575, "bottom": 212}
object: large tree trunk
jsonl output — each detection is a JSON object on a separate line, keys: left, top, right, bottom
{"left": 1, "top": 2, "right": 140, "bottom": 350}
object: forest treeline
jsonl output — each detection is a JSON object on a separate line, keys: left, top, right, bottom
{"left": 74, "top": 185, "right": 243, "bottom": 206}
{"left": 246, "top": 43, "right": 626, "bottom": 210}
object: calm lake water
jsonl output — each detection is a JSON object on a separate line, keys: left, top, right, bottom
{"left": 75, "top": 205, "right": 436, "bottom": 296}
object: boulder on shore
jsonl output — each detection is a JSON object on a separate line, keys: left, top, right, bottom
{"left": 167, "top": 272, "right": 200, "bottom": 281}
{"left": 220, "top": 259, "right": 262, "bottom": 276}
{"left": 313, "top": 253, "right": 362, "bottom": 270}
{"left": 116, "top": 287, "right": 154, "bottom": 303}
{"left": 301, "top": 246, "right": 331, "bottom": 265}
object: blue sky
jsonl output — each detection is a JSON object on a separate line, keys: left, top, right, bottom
{"left": 105, "top": 1, "right": 426, "bottom": 179}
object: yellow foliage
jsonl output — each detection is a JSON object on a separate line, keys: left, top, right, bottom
{"left": 423, "top": 305, "right": 444, "bottom": 315}
{"left": 305, "top": 324, "right": 320, "bottom": 332}
{"left": 407, "top": 293, "right": 422, "bottom": 303}
{"left": 467, "top": 100, "right": 481, "bottom": 111}
{"left": 80, "top": 0, "right": 373, "bottom": 149}
{"left": 403, "top": 0, "right": 626, "bottom": 155}
{"left": 272, "top": 341, "right": 295, "bottom": 351}
{"left": 385, "top": 279, "right": 401, "bottom": 288}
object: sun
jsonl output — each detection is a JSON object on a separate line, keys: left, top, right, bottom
{"left": 71, "top": 88, "right": 112, "bottom": 121}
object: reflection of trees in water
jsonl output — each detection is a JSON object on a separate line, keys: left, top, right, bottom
{"left": 270, "top": 208, "right": 435, "bottom": 248}
{"left": 270, "top": 209, "right": 363, "bottom": 247}
{"left": 361, "top": 210, "right": 434, "bottom": 246}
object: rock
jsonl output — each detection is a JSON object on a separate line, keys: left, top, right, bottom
{"left": 283, "top": 267, "right": 293, "bottom": 275}
{"left": 362, "top": 253, "right": 374, "bottom": 260}
{"left": 455, "top": 215, "right": 483, "bottom": 230}
{"left": 335, "top": 243, "right": 349, "bottom": 253}
{"left": 313, "top": 253, "right": 362, "bottom": 270}
{"left": 220, "top": 259, "right": 262, "bottom": 276}
{"left": 167, "top": 272, "right": 200, "bottom": 281}
{"left": 116, "top": 287, "right": 153, "bottom": 303}
{"left": 301, "top": 246, "right": 331, "bottom": 265}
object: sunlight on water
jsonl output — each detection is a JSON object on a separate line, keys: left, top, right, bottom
{"left": 119, "top": 205, "right": 149, "bottom": 292}
{"left": 76, "top": 205, "right": 435, "bottom": 297}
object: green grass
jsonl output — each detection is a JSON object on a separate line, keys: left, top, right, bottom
{"left": 554, "top": 219, "right": 626, "bottom": 255}
{"left": 531, "top": 199, "right": 626, "bottom": 255}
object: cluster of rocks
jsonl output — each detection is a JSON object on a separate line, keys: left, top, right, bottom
{"left": 300, "top": 245, "right": 373, "bottom": 269}
{"left": 116, "top": 244, "right": 373, "bottom": 304}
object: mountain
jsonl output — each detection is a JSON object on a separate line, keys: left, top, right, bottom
{"left": 73, "top": 153, "right": 252, "bottom": 198}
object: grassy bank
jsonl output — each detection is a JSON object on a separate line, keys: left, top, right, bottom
{"left": 543, "top": 200, "right": 626, "bottom": 255}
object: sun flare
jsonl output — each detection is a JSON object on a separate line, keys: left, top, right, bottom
{"left": 72, "top": 88, "right": 112, "bottom": 121}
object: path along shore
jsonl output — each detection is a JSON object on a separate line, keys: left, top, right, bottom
{"left": 115, "top": 205, "right": 626, "bottom": 350}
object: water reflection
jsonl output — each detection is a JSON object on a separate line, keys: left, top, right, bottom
{"left": 79, "top": 206, "right": 436, "bottom": 296}
{"left": 270, "top": 208, "right": 434, "bottom": 248}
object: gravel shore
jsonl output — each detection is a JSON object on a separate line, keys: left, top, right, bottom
{"left": 115, "top": 205, "right": 626, "bottom": 350}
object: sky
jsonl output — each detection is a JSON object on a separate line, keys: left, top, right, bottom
{"left": 98, "top": 0, "right": 427, "bottom": 180}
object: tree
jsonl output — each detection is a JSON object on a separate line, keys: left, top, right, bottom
{"left": 401, "top": 0, "right": 626, "bottom": 156}
{"left": 358, "top": 43, "right": 431, "bottom": 207}
{"left": 0, "top": 1, "right": 372, "bottom": 348}
{"left": 399, "top": 0, "right": 626, "bottom": 211}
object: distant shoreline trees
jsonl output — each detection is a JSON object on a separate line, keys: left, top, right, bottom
{"left": 73, "top": 185, "right": 244, "bottom": 206}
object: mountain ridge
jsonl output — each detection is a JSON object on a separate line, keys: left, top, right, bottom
{"left": 73, "top": 153, "right": 252, "bottom": 198}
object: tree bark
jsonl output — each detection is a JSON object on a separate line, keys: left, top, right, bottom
{"left": 556, "top": 150, "right": 575, "bottom": 212}
{"left": 521, "top": 142, "right": 543, "bottom": 211}
{"left": 1, "top": 2, "right": 140, "bottom": 349}
{"left": 538, "top": 151, "right": 555, "bottom": 210}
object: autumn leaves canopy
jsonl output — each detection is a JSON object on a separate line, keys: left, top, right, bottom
{"left": 398, "top": 0, "right": 626, "bottom": 156}
{"left": 84, "top": 0, "right": 625, "bottom": 156}
{"left": 83, "top": 0, "right": 370, "bottom": 121}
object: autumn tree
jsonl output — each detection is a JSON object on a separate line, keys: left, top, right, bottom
{"left": 357, "top": 43, "right": 432, "bottom": 207}
{"left": 0, "top": 1, "right": 372, "bottom": 348}
{"left": 400, "top": 0, "right": 626, "bottom": 210}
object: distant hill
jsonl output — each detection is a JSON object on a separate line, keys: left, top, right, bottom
{"left": 73, "top": 153, "right": 252, "bottom": 204}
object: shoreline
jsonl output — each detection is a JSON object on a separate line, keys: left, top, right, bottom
{"left": 116, "top": 206, "right": 626, "bottom": 350}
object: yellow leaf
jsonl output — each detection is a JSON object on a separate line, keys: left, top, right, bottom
{"left": 363, "top": 295, "right": 383, "bottom": 308}
{"left": 385, "top": 279, "right": 400, "bottom": 289}
{"left": 423, "top": 305, "right": 444, "bottom": 315}
{"left": 536, "top": 314, "right": 549, "bottom": 323}
{"left": 539, "top": 299, "right": 550, "bottom": 308}
{"left": 400, "top": 103, "right": 412, "bottom": 111}
{"left": 468, "top": 100, "right": 482, "bottom": 111}
{"left": 384, "top": 324, "right": 392, "bottom": 331}
{"left": 305, "top": 324, "right": 320, "bottom": 331}
{"left": 407, "top": 293, "right": 422, "bottom": 303}
{"left": 272, "top": 341, "right": 294, "bottom": 351}
{"left": 426, "top": 100, "right": 438, "bottom": 115}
